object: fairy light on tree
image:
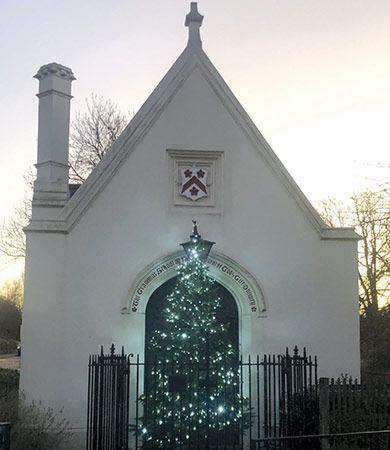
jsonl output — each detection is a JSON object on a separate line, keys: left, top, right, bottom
{"left": 141, "top": 223, "right": 249, "bottom": 448}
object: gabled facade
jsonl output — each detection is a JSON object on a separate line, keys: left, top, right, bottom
{"left": 21, "top": 3, "right": 360, "bottom": 446}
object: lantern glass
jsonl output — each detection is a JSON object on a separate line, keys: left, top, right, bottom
{"left": 180, "top": 222, "right": 215, "bottom": 260}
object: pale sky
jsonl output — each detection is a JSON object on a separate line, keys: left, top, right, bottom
{"left": 1, "top": 0, "right": 390, "bottom": 279}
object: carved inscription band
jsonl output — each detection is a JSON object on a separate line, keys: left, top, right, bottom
{"left": 126, "top": 252, "right": 265, "bottom": 316}
{"left": 131, "top": 256, "right": 186, "bottom": 312}
{"left": 206, "top": 258, "right": 258, "bottom": 312}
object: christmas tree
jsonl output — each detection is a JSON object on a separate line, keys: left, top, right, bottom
{"left": 141, "top": 251, "right": 248, "bottom": 448}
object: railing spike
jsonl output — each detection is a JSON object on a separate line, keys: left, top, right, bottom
{"left": 86, "top": 347, "right": 320, "bottom": 448}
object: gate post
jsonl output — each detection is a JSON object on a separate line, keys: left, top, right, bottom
{"left": 319, "top": 378, "right": 330, "bottom": 450}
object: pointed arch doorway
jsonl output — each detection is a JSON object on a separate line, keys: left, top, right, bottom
{"left": 123, "top": 250, "right": 266, "bottom": 360}
{"left": 145, "top": 276, "right": 239, "bottom": 359}
{"left": 143, "top": 274, "right": 241, "bottom": 448}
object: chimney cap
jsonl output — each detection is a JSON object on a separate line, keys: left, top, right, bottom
{"left": 34, "top": 63, "right": 76, "bottom": 82}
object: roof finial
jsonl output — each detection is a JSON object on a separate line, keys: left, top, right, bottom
{"left": 185, "top": 3, "right": 204, "bottom": 48}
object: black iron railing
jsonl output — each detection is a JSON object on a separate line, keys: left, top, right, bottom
{"left": 252, "top": 429, "right": 390, "bottom": 449}
{"left": 87, "top": 346, "right": 318, "bottom": 450}
{"left": 243, "top": 347, "right": 318, "bottom": 448}
{"left": 87, "top": 345, "right": 130, "bottom": 450}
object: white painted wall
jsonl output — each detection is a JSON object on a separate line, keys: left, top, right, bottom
{"left": 21, "top": 64, "right": 359, "bottom": 446}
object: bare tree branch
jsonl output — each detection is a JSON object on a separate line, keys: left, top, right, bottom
{"left": 0, "top": 94, "right": 127, "bottom": 262}
{"left": 317, "top": 190, "right": 390, "bottom": 314}
{"left": 69, "top": 94, "right": 128, "bottom": 183}
{"left": 0, "top": 272, "right": 24, "bottom": 311}
{"left": 0, "top": 189, "right": 31, "bottom": 260}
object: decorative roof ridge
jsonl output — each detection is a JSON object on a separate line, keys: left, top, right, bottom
{"left": 183, "top": 50, "right": 360, "bottom": 240}
{"left": 27, "top": 31, "right": 359, "bottom": 241}
{"left": 185, "top": 2, "right": 204, "bottom": 49}
{"left": 54, "top": 46, "right": 199, "bottom": 227}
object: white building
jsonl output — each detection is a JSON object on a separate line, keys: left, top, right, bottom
{"left": 21, "top": 3, "right": 360, "bottom": 446}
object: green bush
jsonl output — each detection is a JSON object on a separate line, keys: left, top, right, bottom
{"left": 0, "top": 377, "right": 74, "bottom": 450}
{"left": 0, "top": 297, "right": 21, "bottom": 341}
{"left": 285, "top": 392, "right": 320, "bottom": 450}
{"left": 0, "top": 337, "right": 18, "bottom": 354}
{"left": 361, "top": 306, "right": 390, "bottom": 371}
{"left": 0, "top": 368, "right": 19, "bottom": 397}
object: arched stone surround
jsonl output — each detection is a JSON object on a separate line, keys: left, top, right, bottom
{"left": 122, "top": 251, "right": 266, "bottom": 357}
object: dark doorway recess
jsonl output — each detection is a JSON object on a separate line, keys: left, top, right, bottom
{"left": 145, "top": 276, "right": 239, "bottom": 358}
{"left": 143, "top": 276, "right": 241, "bottom": 448}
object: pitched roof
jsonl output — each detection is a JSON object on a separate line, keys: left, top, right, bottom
{"left": 26, "top": 39, "right": 359, "bottom": 241}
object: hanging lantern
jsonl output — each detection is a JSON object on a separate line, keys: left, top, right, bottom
{"left": 180, "top": 221, "right": 215, "bottom": 260}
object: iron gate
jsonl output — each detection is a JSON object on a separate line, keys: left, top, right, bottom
{"left": 87, "top": 345, "right": 318, "bottom": 450}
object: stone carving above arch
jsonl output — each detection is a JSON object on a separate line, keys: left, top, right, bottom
{"left": 122, "top": 251, "right": 266, "bottom": 317}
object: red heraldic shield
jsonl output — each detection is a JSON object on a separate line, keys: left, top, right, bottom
{"left": 180, "top": 168, "right": 208, "bottom": 201}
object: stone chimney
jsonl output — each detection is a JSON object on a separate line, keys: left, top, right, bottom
{"left": 32, "top": 63, "right": 75, "bottom": 219}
